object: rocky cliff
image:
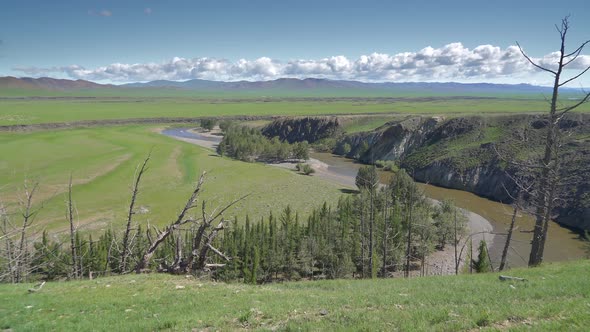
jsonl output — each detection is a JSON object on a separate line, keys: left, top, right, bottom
{"left": 261, "top": 117, "right": 341, "bottom": 144}
{"left": 337, "top": 114, "right": 590, "bottom": 231}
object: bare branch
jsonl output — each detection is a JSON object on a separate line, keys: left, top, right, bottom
{"left": 135, "top": 172, "right": 206, "bottom": 272}
{"left": 120, "top": 153, "right": 151, "bottom": 273}
{"left": 207, "top": 244, "right": 230, "bottom": 261}
{"left": 556, "top": 91, "right": 590, "bottom": 115}
{"left": 516, "top": 42, "right": 557, "bottom": 75}
{"left": 559, "top": 66, "right": 590, "bottom": 87}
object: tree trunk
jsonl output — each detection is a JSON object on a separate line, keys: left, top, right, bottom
{"left": 67, "top": 175, "right": 79, "bottom": 279}
{"left": 500, "top": 199, "right": 519, "bottom": 271}
{"left": 121, "top": 154, "right": 150, "bottom": 273}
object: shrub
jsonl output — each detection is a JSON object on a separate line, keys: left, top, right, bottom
{"left": 302, "top": 164, "right": 315, "bottom": 175}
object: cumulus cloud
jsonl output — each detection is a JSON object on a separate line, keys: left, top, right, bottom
{"left": 13, "top": 43, "right": 590, "bottom": 84}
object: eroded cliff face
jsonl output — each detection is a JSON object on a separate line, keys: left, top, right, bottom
{"left": 336, "top": 114, "right": 590, "bottom": 231}
{"left": 335, "top": 117, "right": 442, "bottom": 161}
{"left": 261, "top": 117, "right": 341, "bottom": 143}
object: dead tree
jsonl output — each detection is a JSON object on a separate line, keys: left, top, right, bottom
{"left": 135, "top": 173, "right": 205, "bottom": 272}
{"left": 15, "top": 182, "right": 42, "bottom": 283}
{"left": 135, "top": 172, "right": 246, "bottom": 273}
{"left": 120, "top": 154, "right": 150, "bottom": 273}
{"left": 404, "top": 188, "right": 413, "bottom": 278}
{"left": 0, "top": 181, "right": 43, "bottom": 283}
{"left": 66, "top": 175, "right": 79, "bottom": 279}
{"left": 0, "top": 200, "right": 16, "bottom": 282}
{"left": 517, "top": 16, "right": 590, "bottom": 266}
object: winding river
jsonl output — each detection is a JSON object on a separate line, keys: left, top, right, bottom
{"left": 162, "top": 127, "right": 587, "bottom": 268}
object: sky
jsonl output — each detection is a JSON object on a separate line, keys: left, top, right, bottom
{"left": 1, "top": 0, "right": 589, "bottom": 86}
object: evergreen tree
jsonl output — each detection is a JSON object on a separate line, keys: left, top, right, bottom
{"left": 473, "top": 240, "right": 492, "bottom": 273}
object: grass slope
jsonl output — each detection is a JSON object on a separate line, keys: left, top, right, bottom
{"left": 0, "top": 125, "right": 344, "bottom": 234}
{"left": 1, "top": 260, "right": 588, "bottom": 331}
{"left": 2, "top": 97, "right": 589, "bottom": 126}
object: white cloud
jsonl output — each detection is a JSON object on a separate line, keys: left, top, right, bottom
{"left": 13, "top": 43, "right": 590, "bottom": 84}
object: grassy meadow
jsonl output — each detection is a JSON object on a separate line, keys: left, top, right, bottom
{"left": 1, "top": 260, "right": 588, "bottom": 331}
{"left": 0, "top": 125, "right": 345, "bottom": 235}
{"left": 1, "top": 88, "right": 589, "bottom": 237}
{"left": 2, "top": 96, "right": 590, "bottom": 126}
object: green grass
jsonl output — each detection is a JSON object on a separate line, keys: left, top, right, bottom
{"left": 340, "top": 115, "right": 399, "bottom": 133}
{"left": 1, "top": 97, "right": 589, "bottom": 126}
{"left": 1, "top": 260, "right": 588, "bottom": 331}
{"left": 0, "top": 125, "right": 344, "bottom": 234}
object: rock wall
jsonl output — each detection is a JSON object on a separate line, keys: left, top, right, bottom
{"left": 337, "top": 114, "right": 590, "bottom": 231}
{"left": 261, "top": 116, "right": 341, "bottom": 144}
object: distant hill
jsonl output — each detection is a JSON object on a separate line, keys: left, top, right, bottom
{"left": 1, "top": 76, "right": 585, "bottom": 96}
{"left": 122, "top": 78, "right": 589, "bottom": 96}
{"left": 122, "top": 77, "right": 564, "bottom": 94}
{"left": 0, "top": 76, "right": 111, "bottom": 90}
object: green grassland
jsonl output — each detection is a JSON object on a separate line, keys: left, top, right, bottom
{"left": 1, "top": 260, "right": 588, "bottom": 331}
{"left": 0, "top": 125, "right": 344, "bottom": 234}
{"left": 2, "top": 96, "right": 589, "bottom": 126}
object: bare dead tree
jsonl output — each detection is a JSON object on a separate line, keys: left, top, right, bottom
{"left": 0, "top": 200, "right": 16, "bottom": 282}
{"left": 517, "top": 16, "right": 590, "bottom": 266}
{"left": 135, "top": 172, "right": 247, "bottom": 273}
{"left": 498, "top": 177, "right": 534, "bottom": 271}
{"left": 404, "top": 187, "right": 413, "bottom": 278}
{"left": 135, "top": 172, "right": 205, "bottom": 272}
{"left": 66, "top": 174, "right": 79, "bottom": 279}
{"left": 120, "top": 153, "right": 150, "bottom": 273}
{"left": 0, "top": 181, "right": 44, "bottom": 283}
{"left": 15, "top": 181, "right": 42, "bottom": 282}
{"left": 190, "top": 194, "right": 249, "bottom": 272}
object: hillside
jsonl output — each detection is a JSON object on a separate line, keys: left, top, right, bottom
{"left": 1, "top": 260, "right": 588, "bottom": 331}
{"left": 2, "top": 76, "right": 586, "bottom": 97}
{"left": 0, "top": 76, "right": 109, "bottom": 90}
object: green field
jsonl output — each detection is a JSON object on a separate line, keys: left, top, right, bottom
{"left": 1, "top": 260, "right": 588, "bottom": 331}
{"left": 0, "top": 125, "right": 344, "bottom": 234}
{"left": 2, "top": 96, "right": 589, "bottom": 127}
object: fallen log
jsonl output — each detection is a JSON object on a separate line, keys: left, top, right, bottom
{"left": 28, "top": 281, "right": 46, "bottom": 293}
{"left": 499, "top": 275, "right": 527, "bottom": 282}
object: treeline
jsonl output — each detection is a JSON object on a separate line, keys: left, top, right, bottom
{"left": 1, "top": 168, "right": 472, "bottom": 283}
{"left": 217, "top": 125, "right": 309, "bottom": 163}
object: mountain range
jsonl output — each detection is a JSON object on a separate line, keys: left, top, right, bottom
{"left": 0, "top": 76, "right": 583, "bottom": 95}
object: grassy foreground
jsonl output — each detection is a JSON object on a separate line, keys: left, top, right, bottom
{"left": 0, "top": 260, "right": 588, "bottom": 331}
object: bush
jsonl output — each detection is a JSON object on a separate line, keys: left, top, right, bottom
{"left": 201, "top": 118, "right": 216, "bottom": 131}
{"left": 302, "top": 164, "right": 315, "bottom": 175}
{"left": 296, "top": 163, "right": 314, "bottom": 175}
{"left": 375, "top": 160, "right": 399, "bottom": 172}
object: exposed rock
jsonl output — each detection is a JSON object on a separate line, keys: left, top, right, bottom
{"left": 261, "top": 116, "right": 341, "bottom": 143}
{"left": 334, "top": 113, "right": 590, "bottom": 231}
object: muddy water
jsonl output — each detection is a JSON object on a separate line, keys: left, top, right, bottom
{"left": 310, "top": 152, "right": 587, "bottom": 268}
{"left": 161, "top": 128, "right": 586, "bottom": 268}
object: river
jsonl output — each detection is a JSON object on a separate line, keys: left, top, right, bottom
{"left": 162, "top": 127, "right": 587, "bottom": 268}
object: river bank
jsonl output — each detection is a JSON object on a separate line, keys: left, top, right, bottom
{"left": 161, "top": 127, "right": 498, "bottom": 275}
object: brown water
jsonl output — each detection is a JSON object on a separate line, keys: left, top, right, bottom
{"left": 311, "top": 151, "right": 587, "bottom": 268}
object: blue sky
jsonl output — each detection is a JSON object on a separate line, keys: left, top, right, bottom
{"left": 1, "top": 0, "right": 589, "bottom": 85}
